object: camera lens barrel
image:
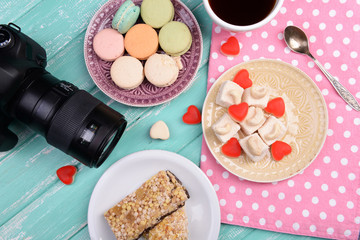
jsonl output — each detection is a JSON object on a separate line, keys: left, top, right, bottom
{"left": 46, "top": 90, "right": 126, "bottom": 167}
{"left": 12, "top": 71, "right": 61, "bottom": 128}
{"left": 9, "top": 70, "right": 126, "bottom": 167}
{"left": 70, "top": 101, "right": 126, "bottom": 167}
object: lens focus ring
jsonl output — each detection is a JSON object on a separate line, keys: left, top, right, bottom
{"left": 46, "top": 90, "right": 100, "bottom": 154}
{"left": 0, "top": 28, "right": 13, "bottom": 48}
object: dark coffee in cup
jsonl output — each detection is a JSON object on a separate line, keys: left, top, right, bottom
{"left": 208, "top": 0, "right": 276, "bottom": 26}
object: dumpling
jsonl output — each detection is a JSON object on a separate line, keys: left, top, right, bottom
{"left": 211, "top": 113, "right": 240, "bottom": 143}
{"left": 258, "top": 116, "right": 287, "bottom": 145}
{"left": 242, "top": 85, "right": 270, "bottom": 109}
{"left": 239, "top": 106, "right": 266, "bottom": 135}
{"left": 216, "top": 80, "right": 244, "bottom": 108}
{"left": 239, "top": 133, "right": 270, "bottom": 162}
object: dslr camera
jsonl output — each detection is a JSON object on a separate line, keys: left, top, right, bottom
{"left": 0, "top": 23, "right": 127, "bottom": 167}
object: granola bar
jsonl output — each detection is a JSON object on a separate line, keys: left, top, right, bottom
{"left": 104, "top": 170, "right": 189, "bottom": 240}
{"left": 143, "top": 206, "right": 188, "bottom": 240}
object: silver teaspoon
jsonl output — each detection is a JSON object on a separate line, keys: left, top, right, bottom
{"left": 284, "top": 25, "right": 360, "bottom": 111}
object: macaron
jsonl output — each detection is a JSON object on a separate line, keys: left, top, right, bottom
{"left": 144, "top": 53, "right": 179, "bottom": 87}
{"left": 110, "top": 56, "right": 144, "bottom": 90}
{"left": 140, "top": 0, "right": 174, "bottom": 29}
{"left": 124, "top": 24, "right": 158, "bottom": 60}
{"left": 93, "top": 28, "right": 124, "bottom": 61}
{"left": 112, "top": 0, "right": 140, "bottom": 34}
{"left": 159, "top": 21, "right": 192, "bottom": 57}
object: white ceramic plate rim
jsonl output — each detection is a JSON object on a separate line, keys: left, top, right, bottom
{"left": 88, "top": 150, "right": 221, "bottom": 240}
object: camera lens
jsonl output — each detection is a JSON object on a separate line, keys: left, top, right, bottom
{"left": 79, "top": 122, "right": 121, "bottom": 166}
{"left": 10, "top": 69, "right": 126, "bottom": 168}
{"left": 96, "top": 120, "right": 125, "bottom": 167}
{"left": 0, "top": 29, "right": 12, "bottom": 48}
{"left": 45, "top": 89, "right": 127, "bottom": 168}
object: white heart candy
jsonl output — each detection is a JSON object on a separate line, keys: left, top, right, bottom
{"left": 150, "top": 121, "right": 170, "bottom": 140}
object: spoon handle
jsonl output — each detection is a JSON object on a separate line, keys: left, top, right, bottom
{"left": 308, "top": 53, "right": 360, "bottom": 111}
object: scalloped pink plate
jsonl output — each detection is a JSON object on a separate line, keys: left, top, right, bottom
{"left": 84, "top": 0, "right": 203, "bottom": 107}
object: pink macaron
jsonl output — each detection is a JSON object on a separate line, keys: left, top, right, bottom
{"left": 93, "top": 28, "right": 125, "bottom": 61}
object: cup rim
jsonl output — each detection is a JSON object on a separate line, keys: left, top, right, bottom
{"left": 203, "top": 0, "right": 284, "bottom": 32}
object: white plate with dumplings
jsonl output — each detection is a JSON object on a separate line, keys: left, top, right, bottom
{"left": 202, "top": 59, "right": 328, "bottom": 182}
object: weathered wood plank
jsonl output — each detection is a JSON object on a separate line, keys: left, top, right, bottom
{"left": 218, "top": 223, "right": 254, "bottom": 240}
{"left": 68, "top": 226, "right": 90, "bottom": 240}
{"left": 0, "top": 0, "right": 108, "bottom": 58}
{"left": 0, "top": 0, "right": 44, "bottom": 23}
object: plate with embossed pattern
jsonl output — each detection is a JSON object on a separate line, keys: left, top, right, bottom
{"left": 84, "top": 0, "right": 202, "bottom": 107}
{"left": 202, "top": 59, "right": 328, "bottom": 182}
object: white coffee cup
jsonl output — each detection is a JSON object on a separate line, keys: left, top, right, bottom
{"left": 203, "top": 0, "right": 284, "bottom": 32}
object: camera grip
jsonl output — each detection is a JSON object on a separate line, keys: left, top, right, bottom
{"left": 0, "top": 112, "right": 18, "bottom": 151}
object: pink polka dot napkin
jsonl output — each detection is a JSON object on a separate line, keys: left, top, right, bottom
{"left": 200, "top": 0, "right": 360, "bottom": 239}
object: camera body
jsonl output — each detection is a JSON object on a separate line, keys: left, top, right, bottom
{"left": 0, "top": 23, "right": 47, "bottom": 104}
{"left": 0, "top": 23, "right": 127, "bottom": 167}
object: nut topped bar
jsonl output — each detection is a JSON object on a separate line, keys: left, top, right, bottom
{"left": 144, "top": 207, "right": 188, "bottom": 240}
{"left": 104, "top": 170, "right": 190, "bottom": 240}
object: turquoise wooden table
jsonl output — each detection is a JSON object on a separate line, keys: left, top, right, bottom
{"left": 0, "top": 0, "right": 326, "bottom": 239}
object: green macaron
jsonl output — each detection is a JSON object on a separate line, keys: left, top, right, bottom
{"left": 112, "top": 0, "right": 140, "bottom": 34}
{"left": 140, "top": 0, "right": 174, "bottom": 29}
{"left": 159, "top": 21, "right": 192, "bottom": 57}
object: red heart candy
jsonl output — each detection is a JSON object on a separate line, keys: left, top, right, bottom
{"left": 271, "top": 141, "right": 292, "bottom": 161}
{"left": 228, "top": 102, "right": 249, "bottom": 122}
{"left": 220, "top": 36, "right": 240, "bottom": 56}
{"left": 56, "top": 165, "right": 77, "bottom": 185}
{"left": 182, "top": 105, "right": 201, "bottom": 124}
{"left": 221, "top": 137, "right": 242, "bottom": 157}
{"left": 233, "top": 69, "right": 252, "bottom": 89}
{"left": 265, "top": 97, "right": 285, "bottom": 117}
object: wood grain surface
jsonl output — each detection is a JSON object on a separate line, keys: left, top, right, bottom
{"left": 0, "top": 0, "right": 323, "bottom": 239}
